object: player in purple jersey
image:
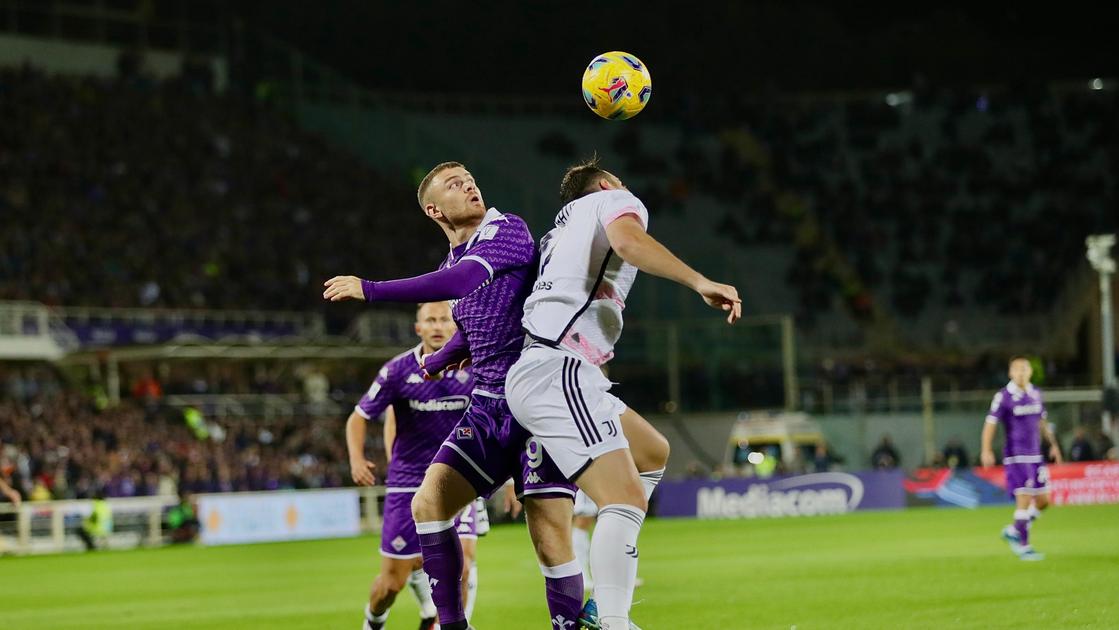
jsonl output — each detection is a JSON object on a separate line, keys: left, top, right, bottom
{"left": 345, "top": 302, "right": 486, "bottom": 630}
{"left": 980, "top": 355, "right": 1063, "bottom": 561}
{"left": 325, "top": 162, "right": 582, "bottom": 630}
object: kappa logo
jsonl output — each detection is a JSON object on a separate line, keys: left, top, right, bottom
{"left": 406, "top": 373, "right": 425, "bottom": 384}
{"left": 390, "top": 536, "right": 407, "bottom": 552}
{"left": 456, "top": 426, "right": 474, "bottom": 440}
{"left": 525, "top": 472, "right": 543, "bottom": 484}
{"left": 477, "top": 224, "right": 500, "bottom": 241}
{"left": 429, "top": 576, "right": 439, "bottom": 588}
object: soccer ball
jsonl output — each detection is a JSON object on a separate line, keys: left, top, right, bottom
{"left": 581, "top": 51, "right": 652, "bottom": 120}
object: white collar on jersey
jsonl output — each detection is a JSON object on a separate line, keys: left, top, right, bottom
{"left": 411, "top": 344, "right": 424, "bottom": 365}
{"left": 454, "top": 207, "right": 506, "bottom": 252}
{"left": 1006, "top": 381, "right": 1037, "bottom": 397}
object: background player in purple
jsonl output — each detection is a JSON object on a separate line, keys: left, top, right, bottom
{"left": 325, "top": 162, "right": 582, "bottom": 630}
{"left": 345, "top": 301, "right": 484, "bottom": 629}
{"left": 980, "top": 355, "right": 1063, "bottom": 561}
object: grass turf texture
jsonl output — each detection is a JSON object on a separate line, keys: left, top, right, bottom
{"left": 2, "top": 504, "right": 1117, "bottom": 629}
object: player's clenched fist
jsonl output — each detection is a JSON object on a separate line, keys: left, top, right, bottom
{"left": 323, "top": 276, "right": 365, "bottom": 302}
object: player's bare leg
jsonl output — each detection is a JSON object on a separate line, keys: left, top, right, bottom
{"left": 620, "top": 407, "right": 669, "bottom": 498}
{"left": 411, "top": 464, "right": 478, "bottom": 630}
{"left": 523, "top": 496, "right": 584, "bottom": 628}
{"left": 364, "top": 555, "right": 423, "bottom": 630}
{"left": 576, "top": 448, "right": 648, "bottom": 630}
{"left": 572, "top": 513, "right": 596, "bottom": 588}
{"left": 460, "top": 537, "right": 478, "bottom": 622}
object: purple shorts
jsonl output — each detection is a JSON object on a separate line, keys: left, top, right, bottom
{"left": 432, "top": 393, "right": 576, "bottom": 501}
{"left": 1004, "top": 462, "right": 1050, "bottom": 498}
{"left": 380, "top": 490, "right": 481, "bottom": 558}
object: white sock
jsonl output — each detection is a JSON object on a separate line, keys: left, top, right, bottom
{"left": 408, "top": 569, "right": 437, "bottom": 619}
{"left": 464, "top": 563, "right": 478, "bottom": 621}
{"left": 639, "top": 468, "right": 664, "bottom": 501}
{"left": 1027, "top": 504, "right": 1041, "bottom": 521}
{"left": 363, "top": 603, "right": 388, "bottom": 630}
{"left": 572, "top": 525, "right": 592, "bottom": 581}
{"left": 591, "top": 504, "right": 645, "bottom": 629}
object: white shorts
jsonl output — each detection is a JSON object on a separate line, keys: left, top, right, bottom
{"left": 507, "top": 344, "right": 629, "bottom": 480}
{"left": 573, "top": 490, "right": 600, "bottom": 517}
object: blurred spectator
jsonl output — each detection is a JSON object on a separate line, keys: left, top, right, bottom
{"left": 165, "top": 493, "right": 200, "bottom": 544}
{"left": 77, "top": 491, "right": 112, "bottom": 551}
{"left": 1068, "top": 427, "right": 1096, "bottom": 462}
{"left": 812, "top": 441, "right": 842, "bottom": 472}
{"left": 871, "top": 434, "right": 901, "bottom": 470}
{"left": 942, "top": 437, "right": 970, "bottom": 470}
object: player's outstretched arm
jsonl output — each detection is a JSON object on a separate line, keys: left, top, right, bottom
{"left": 420, "top": 331, "right": 471, "bottom": 380}
{"left": 323, "top": 260, "right": 491, "bottom": 303}
{"left": 345, "top": 411, "right": 377, "bottom": 486}
{"left": 605, "top": 215, "right": 742, "bottom": 323}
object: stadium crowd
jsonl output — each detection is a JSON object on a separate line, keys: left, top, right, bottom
{"left": 546, "top": 83, "right": 1117, "bottom": 325}
{"left": 0, "top": 63, "right": 441, "bottom": 312}
{"left": 0, "top": 367, "right": 357, "bottom": 501}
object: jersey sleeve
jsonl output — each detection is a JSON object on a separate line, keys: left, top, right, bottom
{"left": 354, "top": 362, "right": 397, "bottom": 420}
{"left": 985, "top": 391, "right": 1005, "bottom": 425}
{"left": 597, "top": 190, "right": 650, "bottom": 230}
{"left": 460, "top": 215, "right": 536, "bottom": 281}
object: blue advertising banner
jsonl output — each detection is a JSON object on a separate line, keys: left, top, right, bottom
{"left": 655, "top": 471, "right": 906, "bottom": 519}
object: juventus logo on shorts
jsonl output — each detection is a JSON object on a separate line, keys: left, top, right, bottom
{"left": 625, "top": 544, "right": 639, "bottom": 558}
{"left": 602, "top": 419, "right": 617, "bottom": 437}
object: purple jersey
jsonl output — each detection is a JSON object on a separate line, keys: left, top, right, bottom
{"left": 440, "top": 208, "right": 537, "bottom": 395}
{"left": 355, "top": 345, "right": 475, "bottom": 488}
{"left": 985, "top": 381, "right": 1047, "bottom": 462}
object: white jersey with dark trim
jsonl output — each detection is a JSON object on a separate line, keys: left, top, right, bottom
{"left": 521, "top": 189, "right": 649, "bottom": 365}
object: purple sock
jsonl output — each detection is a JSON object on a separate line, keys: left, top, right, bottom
{"left": 542, "top": 560, "right": 585, "bottom": 629}
{"left": 1013, "top": 509, "right": 1030, "bottom": 547}
{"left": 417, "top": 520, "right": 467, "bottom": 628}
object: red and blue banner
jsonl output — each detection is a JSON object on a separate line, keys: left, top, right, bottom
{"left": 904, "top": 462, "right": 1119, "bottom": 508}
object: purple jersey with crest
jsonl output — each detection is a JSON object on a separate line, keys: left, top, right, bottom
{"left": 985, "top": 381, "right": 1047, "bottom": 461}
{"left": 440, "top": 208, "right": 537, "bottom": 395}
{"left": 355, "top": 345, "right": 475, "bottom": 488}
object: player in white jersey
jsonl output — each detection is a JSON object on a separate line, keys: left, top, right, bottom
{"left": 507, "top": 158, "right": 741, "bottom": 629}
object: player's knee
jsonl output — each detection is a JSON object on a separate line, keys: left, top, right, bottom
{"left": 372, "top": 572, "right": 406, "bottom": 601}
{"left": 1035, "top": 496, "right": 1050, "bottom": 510}
{"left": 411, "top": 489, "right": 436, "bottom": 522}
{"left": 649, "top": 430, "right": 670, "bottom": 469}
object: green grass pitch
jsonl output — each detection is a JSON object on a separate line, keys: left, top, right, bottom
{"left": 3, "top": 504, "right": 1118, "bottom": 629}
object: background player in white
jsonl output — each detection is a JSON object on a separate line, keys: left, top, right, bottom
{"left": 980, "top": 355, "right": 1063, "bottom": 560}
{"left": 346, "top": 302, "right": 485, "bottom": 629}
{"left": 507, "top": 158, "right": 741, "bottom": 629}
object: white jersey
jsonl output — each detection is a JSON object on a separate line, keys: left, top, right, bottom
{"left": 521, "top": 189, "right": 649, "bottom": 365}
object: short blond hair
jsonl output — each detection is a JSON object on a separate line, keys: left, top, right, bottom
{"left": 417, "top": 161, "right": 464, "bottom": 209}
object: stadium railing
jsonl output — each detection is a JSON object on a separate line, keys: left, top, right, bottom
{"left": 0, "top": 487, "right": 386, "bottom": 556}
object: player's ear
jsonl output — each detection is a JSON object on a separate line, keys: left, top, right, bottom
{"left": 424, "top": 202, "right": 442, "bottom": 220}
